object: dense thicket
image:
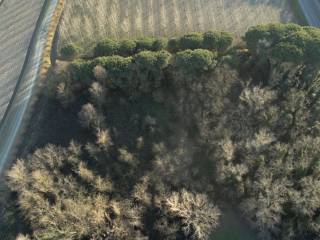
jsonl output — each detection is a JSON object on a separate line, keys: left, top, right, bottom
{"left": 3, "top": 24, "right": 320, "bottom": 240}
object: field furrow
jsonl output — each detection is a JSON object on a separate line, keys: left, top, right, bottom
{"left": 58, "top": 0, "right": 297, "bottom": 50}
{"left": 0, "top": 0, "right": 43, "bottom": 120}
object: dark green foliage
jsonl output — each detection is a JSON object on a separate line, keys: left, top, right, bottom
{"left": 175, "top": 49, "right": 217, "bottom": 75}
{"left": 244, "top": 24, "right": 300, "bottom": 52}
{"left": 134, "top": 51, "right": 171, "bottom": 70}
{"left": 271, "top": 43, "right": 304, "bottom": 63}
{"left": 245, "top": 23, "right": 320, "bottom": 64}
{"left": 60, "top": 43, "right": 82, "bottom": 60}
{"left": 179, "top": 33, "right": 203, "bottom": 50}
{"left": 135, "top": 37, "right": 155, "bottom": 51}
{"left": 69, "top": 59, "right": 94, "bottom": 84}
{"left": 93, "top": 56, "right": 133, "bottom": 89}
{"left": 152, "top": 38, "right": 167, "bottom": 51}
{"left": 118, "top": 39, "right": 137, "bottom": 56}
{"left": 167, "top": 38, "right": 180, "bottom": 53}
{"left": 203, "top": 31, "right": 233, "bottom": 52}
{"left": 306, "top": 37, "right": 320, "bottom": 63}
{"left": 168, "top": 32, "right": 233, "bottom": 53}
{"left": 244, "top": 24, "right": 270, "bottom": 52}
{"left": 134, "top": 51, "right": 171, "bottom": 92}
{"left": 94, "top": 38, "right": 120, "bottom": 57}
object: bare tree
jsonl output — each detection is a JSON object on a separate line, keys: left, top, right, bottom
{"left": 78, "top": 103, "right": 104, "bottom": 129}
{"left": 165, "top": 189, "right": 220, "bottom": 239}
{"left": 93, "top": 65, "right": 107, "bottom": 82}
{"left": 15, "top": 234, "right": 31, "bottom": 240}
{"left": 89, "top": 82, "right": 106, "bottom": 107}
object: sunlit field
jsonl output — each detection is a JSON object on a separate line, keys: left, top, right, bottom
{"left": 0, "top": 0, "right": 43, "bottom": 120}
{"left": 58, "top": 0, "right": 297, "bottom": 50}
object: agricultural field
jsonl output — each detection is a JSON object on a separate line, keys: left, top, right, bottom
{"left": 0, "top": 0, "right": 43, "bottom": 120}
{"left": 58, "top": 0, "right": 297, "bottom": 50}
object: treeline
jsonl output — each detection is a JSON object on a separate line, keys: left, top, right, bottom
{"left": 2, "top": 23, "right": 320, "bottom": 240}
{"left": 60, "top": 31, "right": 232, "bottom": 59}
{"left": 58, "top": 31, "right": 229, "bottom": 108}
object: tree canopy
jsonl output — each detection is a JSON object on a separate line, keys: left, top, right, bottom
{"left": 4, "top": 23, "right": 320, "bottom": 240}
{"left": 245, "top": 23, "right": 320, "bottom": 63}
{"left": 175, "top": 49, "right": 218, "bottom": 75}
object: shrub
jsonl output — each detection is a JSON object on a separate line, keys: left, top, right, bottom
{"left": 243, "top": 23, "right": 320, "bottom": 64}
{"left": 134, "top": 51, "right": 158, "bottom": 70}
{"left": 245, "top": 24, "right": 302, "bottom": 53}
{"left": 60, "top": 43, "right": 82, "bottom": 60}
{"left": 134, "top": 51, "right": 171, "bottom": 92}
{"left": 119, "top": 39, "right": 137, "bottom": 56}
{"left": 167, "top": 38, "right": 180, "bottom": 53}
{"left": 89, "top": 82, "right": 105, "bottom": 106}
{"left": 271, "top": 43, "right": 304, "bottom": 63}
{"left": 152, "top": 38, "right": 167, "bottom": 51}
{"left": 93, "top": 56, "right": 133, "bottom": 89}
{"left": 134, "top": 51, "right": 171, "bottom": 71}
{"left": 203, "top": 31, "right": 233, "bottom": 52}
{"left": 175, "top": 49, "right": 217, "bottom": 75}
{"left": 78, "top": 103, "right": 103, "bottom": 128}
{"left": 93, "top": 65, "right": 107, "bottom": 82}
{"left": 284, "top": 30, "right": 313, "bottom": 53}
{"left": 56, "top": 82, "right": 75, "bottom": 108}
{"left": 94, "top": 38, "right": 120, "bottom": 57}
{"left": 306, "top": 38, "right": 320, "bottom": 63}
{"left": 154, "top": 51, "right": 171, "bottom": 69}
{"left": 135, "top": 37, "right": 155, "bottom": 51}
{"left": 69, "top": 59, "right": 93, "bottom": 84}
{"left": 244, "top": 25, "right": 270, "bottom": 52}
{"left": 179, "top": 33, "right": 203, "bottom": 50}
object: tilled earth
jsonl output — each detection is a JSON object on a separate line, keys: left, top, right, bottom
{"left": 58, "top": 0, "right": 297, "bottom": 50}
{"left": 0, "top": 0, "right": 43, "bottom": 120}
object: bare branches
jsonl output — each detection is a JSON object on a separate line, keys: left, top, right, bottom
{"left": 165, "top": 189, "right": 220, "bottom": 239}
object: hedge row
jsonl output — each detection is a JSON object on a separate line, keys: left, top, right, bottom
{"left": 91, "top": 31, "right": 233, "bottom": 58}
{"left": 70, "top": 48, "right": 218, "bottom": 89}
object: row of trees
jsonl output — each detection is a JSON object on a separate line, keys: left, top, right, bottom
{"left": 91, "top": 31, "right": 233, "bottom": 58}
{"left": 68, "top": 48, "right": 218, "bottom": 98}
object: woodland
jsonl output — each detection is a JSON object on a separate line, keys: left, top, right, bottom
{"left": 1, "top": 23, "right": 320, "bottom": 240}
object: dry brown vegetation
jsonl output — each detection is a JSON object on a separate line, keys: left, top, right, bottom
{"left": 58, "top": 0, "right": 297, "bottom": 50}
